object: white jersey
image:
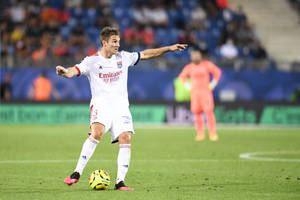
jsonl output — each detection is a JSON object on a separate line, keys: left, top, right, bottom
{"left": 75, "top": 51, "right": 140, "bottom": 109}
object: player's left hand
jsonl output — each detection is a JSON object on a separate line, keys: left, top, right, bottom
{"left": 209, "top": 80, "right": 218, "bottom": 91}
{"left": 169, "top": 44, "right": 188, "bottom": 52}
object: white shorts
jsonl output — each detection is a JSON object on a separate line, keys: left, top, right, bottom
{"left": 89, "top": 104, "right": 135, "bottom": 143}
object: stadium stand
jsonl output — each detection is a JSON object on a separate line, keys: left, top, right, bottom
{"left": 288, "top": 0, "right": 300, "bottom": 21}
{"left": 229, "top": 0, "right": 300, "bottom": 71}
{"left": 1, "top": 0, "right": 270, "bottom": 70}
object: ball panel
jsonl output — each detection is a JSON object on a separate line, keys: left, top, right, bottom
{"left": 89, "top": 169, "right": 110, "bottom": 190}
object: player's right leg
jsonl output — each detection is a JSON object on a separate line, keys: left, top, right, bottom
{"left": 194, "top": 112, "right": 205, "bottom": 141}
{"left": 64, "top": 123, "right": 105, "bottom": 185}
{"left": 191, "top": 98, "right": 205, "bottom": 141}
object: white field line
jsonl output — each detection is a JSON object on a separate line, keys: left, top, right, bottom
{"left": 240, "top": 151, "right": 300, "bottom": 162}
{"left": 2, "top": 157, "right": 300, "bottom": 164}
{"left": 2, "top": 151, "right": 300, "bottom": 164}
{"left": 0, "top": 159, "right": 238, "bottom": 164}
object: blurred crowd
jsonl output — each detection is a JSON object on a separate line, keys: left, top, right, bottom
{"left": 288, "top": 0, "right": 300, "bottom": 23}
{"left": 0, "top": 0, "right": 268, "bottom": 69}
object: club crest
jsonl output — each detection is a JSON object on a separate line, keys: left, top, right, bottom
{"left": 117, "top": 61, "right": 122, "bottom": 68}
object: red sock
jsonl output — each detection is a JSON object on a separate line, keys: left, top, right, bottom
{"left": 194, "top": 113, "right": 204, "bottom": 136}
{"left": 206, "top": 111, "right": 216, "bottom": 136}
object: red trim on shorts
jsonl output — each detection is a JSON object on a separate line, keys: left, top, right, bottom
{"left": 74, "top": 66, "right": 81, "bottom": 76}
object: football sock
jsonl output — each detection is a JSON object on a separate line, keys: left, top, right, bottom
{"left": 116, "top": 144, "right": 131, "bottom": 184}
{"left": 206, "top": 111, "right": 216, "bottom": 136}
{"left": 195, "top": 113, "right": 204, "bottom": 136}
{"left": 74, "top": 136, "right": 99, "bottom": 175}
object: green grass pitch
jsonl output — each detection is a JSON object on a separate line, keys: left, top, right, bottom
{"left": 0, "top": 124, "right": 300, "bottom": 200}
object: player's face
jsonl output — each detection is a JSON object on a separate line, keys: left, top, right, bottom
{"left": 106, "top": 35, "right": 120, "bottom": 54}
{"left": 190, "top": 51, "right": 202, "bottom": 64}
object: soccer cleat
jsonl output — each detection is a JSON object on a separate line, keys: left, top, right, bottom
{"left": 209, "top": 134, "right": 218, "bottom": 141}
{"left": 64, "top": 172, "right": 80, "bottom": 185}
{"left": 195, "top": 134, "right": 205, "bottom": 141}
{"left": 114, "top": 181, "right": 134, "bottom": 191}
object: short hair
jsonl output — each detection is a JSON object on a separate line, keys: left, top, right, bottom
{"left": 100, "top": 27, "right": 120, "bottom": 45}
{"left": 190, "top": 45, "right": 201, "bottom": 52}
{"left": 190, "top": 45, "right": 210, "bottom": 57}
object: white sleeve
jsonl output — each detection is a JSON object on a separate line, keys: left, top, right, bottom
{"left": 122, "top": 51, "right": 140, "bottom": 67}
{"left": 75, "top": 57, "right": 89, "bottom": 76}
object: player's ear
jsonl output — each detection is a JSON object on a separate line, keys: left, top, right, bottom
{"left": 101, "top": 40, "right": 106, "bottom": 47}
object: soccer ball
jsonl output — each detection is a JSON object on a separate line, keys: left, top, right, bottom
{"left": 89, "top": 169, "right": 110, "bottom": 190}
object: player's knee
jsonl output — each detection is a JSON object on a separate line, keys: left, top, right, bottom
{"left": 91, "top": 123, "right": 104, "bottom": 140}
{"left": 92, "top": 130, "right": 103, "bottom": 140}
{"left": 119, "top": 132, "right": 132, "bottom": 144}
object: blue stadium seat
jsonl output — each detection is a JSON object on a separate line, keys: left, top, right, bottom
{"left": 187, "top": 0, "right": 198, "bottom": 9}
{"left": 81, "top": 17, "right": 92, "bottom": 29}
{"left": 167, "top": 9, "right": 180, "bottom": 21}
{"left": 60, "top": 25, "right": 72, "bottom": 39}
{"left": 167, "top": 28, "right": 180, "bottom": 43}
{"left": 86, "top": 27, "right": 100, "bottom": 43}
{"left": 207, "top": 17, "right": 219, "bottom": 31}
{"left": 84, "top": 9, "right": 98, "bottom": 26}
{"left": 155, "top": 28, "right": 170, "bottom": 45}
{"left": 119, "top": 18, "right": 132, "bottom": 30}
{"left": 112, "top": 7, "right": 124, "bottom": 20}
{"left": 66, "top": 18, "right": 78, "bottom": 29}
{"left": 70, "top": 8, "right": 84, "bottom": 19}
{"left": 197, "top": 31, "right": 209, "bottom": 41}
{"left": 45, "top": 0, "right": 64, "bottom": 9}
{"left": 181, "top": 8, "right": 191, "bottom": 22}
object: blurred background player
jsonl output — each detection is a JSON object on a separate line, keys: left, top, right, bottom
{"left": 56, "top": 26, "right": 187, "bottom": 191}
{"left": 179, "top": 48, "right": 221, "bottom": 141}
{"left": 28, "top": 72, "right": 60, "bottom": 101}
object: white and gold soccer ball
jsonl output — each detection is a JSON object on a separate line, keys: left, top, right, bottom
{"left": 89, "top": 169, "right": 110, "bottom": 190}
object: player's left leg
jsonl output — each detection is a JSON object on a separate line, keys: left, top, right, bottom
{"left": 202, "top": 93, "right": 218, "bottom": 141}
{"left": 115, "top": 131, "right": 134, "bottom": 191}
{"left": 205, "top": 110, "right": 218, "bottom": 141}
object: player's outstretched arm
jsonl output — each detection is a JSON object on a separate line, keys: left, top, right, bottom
{"left": 56, "top": 66, "right": 79, "bottom": 78}
{"left": 140, "top": 44, "right": 188, "bottom": 60}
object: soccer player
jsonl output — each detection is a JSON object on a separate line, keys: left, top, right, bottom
{"left": 178, "top": 48, "right": 221, "bottom": 142}
{"left": 56, "top": 27, "right": 187, "bottom": 190}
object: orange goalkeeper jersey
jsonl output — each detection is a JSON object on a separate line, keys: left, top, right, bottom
{"left": 179, "top": 60, "right": 221, "bottom": 113}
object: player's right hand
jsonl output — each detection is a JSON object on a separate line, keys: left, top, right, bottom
{"left": 56, "top": 66, "right": 67, "bottom": 76}
{"left": 169, "top": 44, "right": 188, "bottom": 52}
{"left": 184, "top": 82, "right": 191, "bottom": 91}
